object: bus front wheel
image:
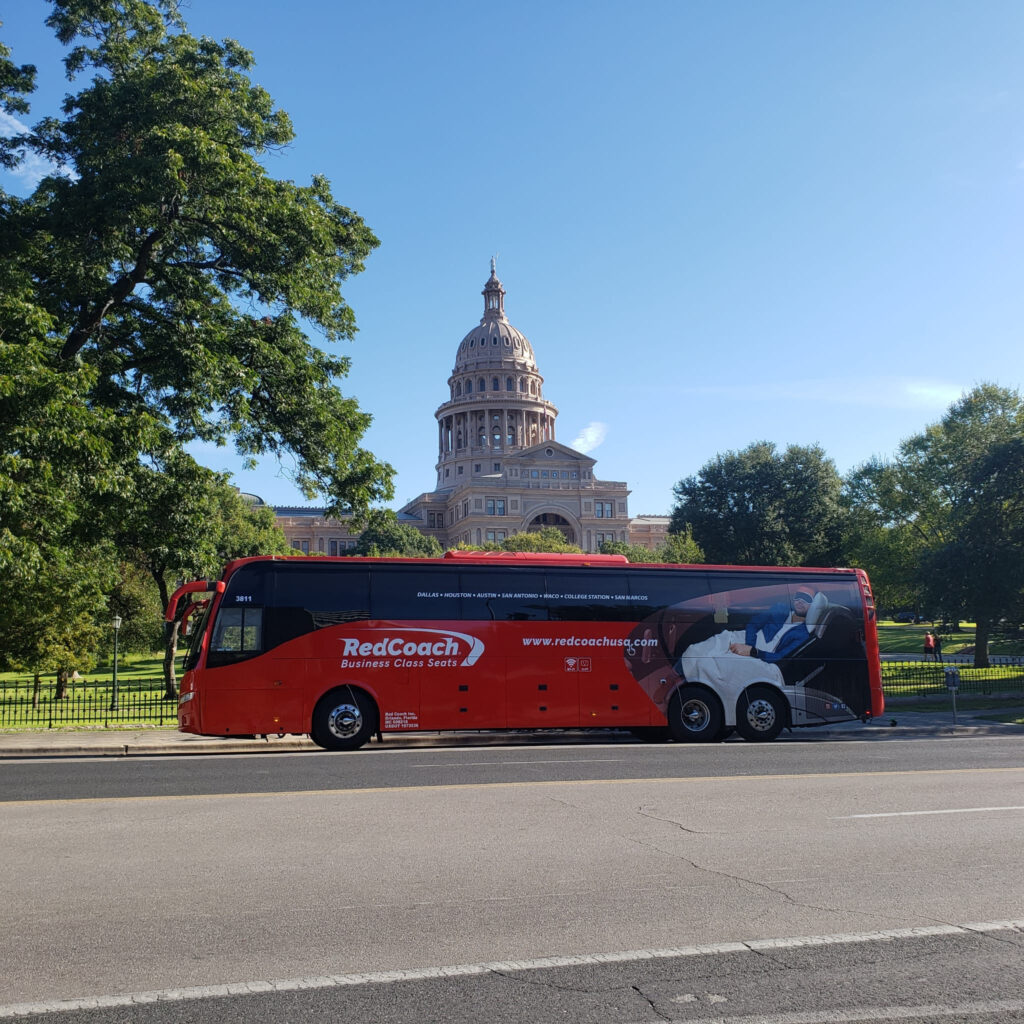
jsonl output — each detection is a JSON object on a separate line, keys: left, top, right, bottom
{"left": 667, "top": 686, "right": 724, "bottom": 743}
{"left": 311, "top": 687, "right": 378, "bottom": 751}
{"left": 735, "top": 686, "right": 787, "bottom": 742}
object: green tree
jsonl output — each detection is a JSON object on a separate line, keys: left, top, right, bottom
{"left": 0, "top": 543, "right": 117, "bottom": 700}
{"left": 497, "top": 528, "right": 583, "bottom": 553}
{"left": 599, "top": 526, "right": 704, "bottom": 564}
{"left": 111, "top": 453, "right": 292, "bottom": 696}
{"left": 658, "top": 526, "right": 704, "bottom": 564}
{"left": 353, "top": 512, "right": 444, "bottom": 558}
{"left": 1, "top": 0, "right": 392, "bottom": 517}
{"left": 670, "top": 442, "right": 845, "bottom": 566}
{"left": 108, "top": 559, "right": 166, "bottom": 656}
{"left": 846, "top": 384, "right": 1024, "bottom": 665}
{"left": 597, "top": 541, "right": 659, "bottom": 562}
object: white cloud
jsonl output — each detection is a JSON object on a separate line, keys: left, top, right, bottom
{"left": 571, "top": 421, "right": 608, "bottom": 453}
{"left": 0, "top": 110, "right": 28, "bottom": 138}
{"left": 0, "top": 110, "right": 73, "bottom": 188}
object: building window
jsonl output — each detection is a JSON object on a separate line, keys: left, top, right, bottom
{"left": 463, "top": 501, "right": 469, "bottom": 518}
{"left": 486, "top": 529, "right": 507, "bottom": 543}
{"left": 519, "top": 379, "right": 526, "bottom": 392}
{"left": 486, "top": 498, "right": 506, "bottom": 516}
{"left": 458, "top": 465, "right": 463, "bottom": 474}
{"left": 474, "top": 464, "right": 481, "bottom": 472}
{"left": 506, "top": 377, "right": 514, "bottom": 391}
{"left": 479, "top": 378, "right": 486, "bottom": 392}
{"left": 493, "top": 462, "right": 501, "bottom": 472}
{"left": 466, "top": 379, "right": 472, "bottom": 394}
{"left": 596, "top": 502, "right": 613, "bottom": 518}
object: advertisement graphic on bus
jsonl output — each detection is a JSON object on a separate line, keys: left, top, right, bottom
{"left": 167, "top": 551, "right": 882, "bottom": 750}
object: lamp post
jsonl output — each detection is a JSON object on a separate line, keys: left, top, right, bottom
{"left": 109, "top": 615, "right": 123, "bottom": 712}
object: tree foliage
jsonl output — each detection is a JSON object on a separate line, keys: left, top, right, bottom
{"left": 111, "top": 453, "right": 292, "bottom": 695}
{"left": 353, "top": 513, "right": 444, "bottom": 558}
{"left": 493, "top": 527, "right": 583, "bottom": 553}
{"left": 1, "top": 0, "right": 392, "bottom": 514}
{"left": 599, "top": 526, "right": 704, "bottom": 564}
{"left": 845, "top": 384, "right": 1024, "bottom": 665}
{"left": 1, "top": 2, "right": 393, "bottom": 676}
{"left": 670, "top": 442, "right": 845, "bottom": 566}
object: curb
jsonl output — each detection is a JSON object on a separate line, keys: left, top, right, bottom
{"left": 3, "top": 721, "right": 1022, "bottom": 757}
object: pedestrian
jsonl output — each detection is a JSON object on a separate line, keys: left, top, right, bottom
{"left": 923, "top": 631, "right": 935, "bottom": 661}
{"left": 933, "top": 632, "right": 943, "bottom": 663}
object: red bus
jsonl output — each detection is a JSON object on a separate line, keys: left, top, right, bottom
{"left": 166, "top": 551, "right": 883, "bottom": 750}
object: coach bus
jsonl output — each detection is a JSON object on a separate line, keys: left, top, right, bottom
{"left": 166, "top": 551, "right": 883, "bottom": 751}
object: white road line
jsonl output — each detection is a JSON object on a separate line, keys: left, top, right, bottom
{"left": 1, "top": 921, "right": 1021, "bottom": 1019}
{"left": 669, "top": 1000, "right": 1024, "bottom": 1023}
{"left": 837, "top": 805, "right": 1024, "bottom": 819}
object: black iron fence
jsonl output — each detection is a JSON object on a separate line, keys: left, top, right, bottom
{"left": 881, "top": 658, "right": 1024, "bottom": 697}
{"left": 0, "top": 678, "right": 178, "bottom": 730}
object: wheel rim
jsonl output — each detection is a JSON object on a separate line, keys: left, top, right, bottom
{"left": 680, "top": 698, "right": 711, "bottom": 733}
{"left": 327, "top": 703, "right": 362, "bottom": 739}
{"left": 744, "top": 697, "right": 777, "bottom": 733}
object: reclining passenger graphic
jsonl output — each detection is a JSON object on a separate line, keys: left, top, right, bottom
{"left": 676, "top": 588, "right": 831, "bottom": 692}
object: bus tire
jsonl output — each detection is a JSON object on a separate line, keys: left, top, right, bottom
{"left": 667, "top": 686, "right": 724, "bottom": 743}
{"left": 310, "top": 687, "right": 378, "bottom": 752}
{"left": 735, "top": 686, "right": 787, "bottom": 742}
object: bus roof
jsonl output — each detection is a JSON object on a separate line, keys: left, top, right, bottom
{"left": 215, "top": 552, "right": 867, "bottom": 578}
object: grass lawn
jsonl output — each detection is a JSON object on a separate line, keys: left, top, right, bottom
{"left": 876, "top": 621, "right": 1024, "bottom": 657}
{"left": 0, "top": 652, "right": 180, "bottom": 687}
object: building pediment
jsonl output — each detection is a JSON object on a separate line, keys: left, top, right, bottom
{"left": 507, "top": 440, "right": 596, "bottom": 468}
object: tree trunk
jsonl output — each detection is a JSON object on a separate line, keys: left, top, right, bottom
{"left": 53, "top": 667, "right": 70, "bottom": 700}
{"left": 163, "top": 620, "right": 179, "bottom": 700}
{"left": 973, "top": 617, "right": 990, "bottom": 669}
{"left": 32, "top": 673, "right": 41, "bottom": 709}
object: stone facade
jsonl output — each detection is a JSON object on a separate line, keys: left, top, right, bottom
{"left": 272, "top": 265, "right": 666, "bottom": 554}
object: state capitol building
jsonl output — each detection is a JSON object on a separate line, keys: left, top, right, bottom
{"left": 271, "top": 264, "right": 668, "bottom": 553}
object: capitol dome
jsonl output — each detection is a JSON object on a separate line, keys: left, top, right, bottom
{"left": 434, "top": 264, "right": 558, "bottom": 488}
{"left": 452, "top": 261, "right": 537, "bottom": 372}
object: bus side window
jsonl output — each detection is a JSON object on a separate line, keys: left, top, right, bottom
{"left": 210, "top": 607, "right": 263, "bottom": 657}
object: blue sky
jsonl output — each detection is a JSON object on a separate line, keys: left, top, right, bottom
{"left": 3, "top": 1, "right": 1023, "bottom": 515}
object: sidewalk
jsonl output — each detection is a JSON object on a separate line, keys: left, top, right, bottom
{"left": 1, "top": 706, "right": 1022, "bottom": 757}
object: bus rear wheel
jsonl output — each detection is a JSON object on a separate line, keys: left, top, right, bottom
{"left": 668, "top": 686, "right": 724, "bottom": 743}
{"left": 735, "top": 686, "right": 787, "bottom": 742}
{"left": 311, "top": 687, "right": 378, "bottom": 751}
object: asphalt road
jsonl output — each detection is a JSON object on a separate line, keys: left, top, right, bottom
{"left": 3, "top": 737, "right": 1024, "bottom": 1023}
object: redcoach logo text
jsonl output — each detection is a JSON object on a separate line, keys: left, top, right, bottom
{"left": 338, "top": 628, "right": 484, "bottom": 670}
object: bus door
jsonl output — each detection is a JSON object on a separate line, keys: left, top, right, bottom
{"left": 203, "top": 595, "right": 305, "bottom": 735}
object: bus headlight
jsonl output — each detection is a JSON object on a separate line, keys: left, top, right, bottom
{"left": 178, "top": 691, "right": 194, "bottom": 706}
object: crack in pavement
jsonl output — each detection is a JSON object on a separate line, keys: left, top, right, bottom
{"left": 632, "top": 983, "right": 673, "bottom": 1021}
